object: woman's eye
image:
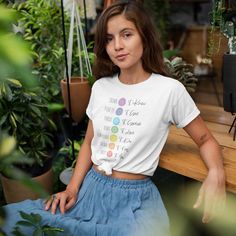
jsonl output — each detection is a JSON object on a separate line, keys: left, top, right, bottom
{"left": 106, "top": 36, "right": 112, "bottom": 43}
{"left": 123, "top": 33, "right": 132, "bottom": 38}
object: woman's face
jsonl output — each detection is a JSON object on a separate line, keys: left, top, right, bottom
{"left": 105, "top": 14, "right": 144, "bottom": 72}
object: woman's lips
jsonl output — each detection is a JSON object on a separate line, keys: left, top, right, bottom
{"left": 116, "top": 54, "right": 128, "bottom": 61}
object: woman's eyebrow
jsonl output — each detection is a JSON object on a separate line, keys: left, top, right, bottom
{"left": 107, "top": 27, "right": 135, "bottom": 35}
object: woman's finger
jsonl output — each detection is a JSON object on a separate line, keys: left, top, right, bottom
{"left": 44, "top": 195, "right": 54, "bottom": 211}
{"left": 65, "top": 198, "right": 76, "bottom": 212}
{"left": 193, "top": 187, "right": 204, "bottom": 209}
{"left": 211, "top": 191, "right": 226, "bottom": 217}
{"left": 59, "top": 194, "right": 67, "bottom": 215}
{"left": 202, "top": 188, "right": 214, "bottom": 223}
{"left": 51, "top": 194, "right": 60, "bottom": 214}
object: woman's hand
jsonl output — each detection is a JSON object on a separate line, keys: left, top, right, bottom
{"left": 184, "top": 116, "right": 226, "bottom": 223}
{"left": 44, "top": 188, "right": 78, "bottom": 215}
{"left": 193, "top": 168, "right": 226, "bottom": 223}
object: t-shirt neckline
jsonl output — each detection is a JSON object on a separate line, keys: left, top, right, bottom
{"left": 114, "top": 73, "right": 154, "bottom": 88}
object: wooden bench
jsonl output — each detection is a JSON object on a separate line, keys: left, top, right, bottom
{"left": 159, "top": 104, "right": 236, "bottom": 194}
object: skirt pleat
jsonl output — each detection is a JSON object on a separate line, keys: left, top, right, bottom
{"left": 2, "top": 168, "right": 170, "bottom": 236}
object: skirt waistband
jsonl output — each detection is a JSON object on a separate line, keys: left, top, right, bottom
{"left": 89, "top": 167, "right": 152, "bottom": 189}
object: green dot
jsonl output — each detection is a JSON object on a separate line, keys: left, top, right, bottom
{"left": 111, "top": 126, "right": 119, "bottom": 133}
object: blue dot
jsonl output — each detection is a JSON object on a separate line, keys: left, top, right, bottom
{"left": 113, "top": 117, "right": 120, "bottom": 125}
{"left": 116, "top": 108, "right": 123, "bottom": 116}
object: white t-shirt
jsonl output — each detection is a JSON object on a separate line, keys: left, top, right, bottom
{"left": 86, "top": 73, "right": 200, "bottom": 176}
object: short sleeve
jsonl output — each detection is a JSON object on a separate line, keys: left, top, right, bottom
{"left": 86, "top": 84, "right": 95, "bottom": 120}
{"left": 171, "top": 84, "right": 200, "bottom": 128}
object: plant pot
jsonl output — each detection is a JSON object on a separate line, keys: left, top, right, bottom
{"left": 222, "top": 54, "right": 236, "bottom": 112}
{"left": 0, "top": 168, "right": 53, "bottom": 204}
{"left": 59, "top": 167, "right": 74, "bottom": 185}
{"left": 60, "top": 77, "right": 91, "bottom": 123}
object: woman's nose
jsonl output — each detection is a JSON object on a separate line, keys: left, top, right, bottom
{"left": 114, "top": 38, "right": 123, "bottom": 51}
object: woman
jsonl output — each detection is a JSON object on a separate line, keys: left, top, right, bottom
{"left": 2, "top": 1, "right": 225, "bottom": 236}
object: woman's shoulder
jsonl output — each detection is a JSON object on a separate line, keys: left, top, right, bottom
{"left": 92, "top": 75, "right": 115, "bottom": 88}
{"left": 152, "top": 73, "right": 185, "bottom": 91}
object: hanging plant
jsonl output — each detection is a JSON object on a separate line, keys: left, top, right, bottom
{"left": 60, "top": 0, "right": 94, "bottom": 123}
{"left": 208, "top": 0, "right": 236, "bottom": 55}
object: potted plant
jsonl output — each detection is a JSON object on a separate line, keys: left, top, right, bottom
{"left": 0, "top": 2, "right": 55, "bottom": 205}
{"left": 164, "top": 56, "right": 198, "bottom": 93}
{"left": 209, "top": 0, "right": 236, "bottom": 112}
{"left": 15, "top": 0, "right": 66, "bottom": 104}
{"left": 0, "top": 78, "right": 55, "bottom": 203}
{"left": 60, "top": 0, "right": 94, "bottom": 123}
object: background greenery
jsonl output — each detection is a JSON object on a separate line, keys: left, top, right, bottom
{"left": 208, "top": 0, "right": 236, "bottom": 55}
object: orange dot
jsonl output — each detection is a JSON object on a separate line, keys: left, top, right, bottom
{"left": 109, "top": 143, "right": 115, "bottom": 149}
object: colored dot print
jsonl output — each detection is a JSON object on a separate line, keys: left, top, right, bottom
{"left": 116, "top": 108, "right": 123, "bottom": 116}
{"left": 109, "top": 143, "right": 115, "bottom": 149}
{"left": 113, "top": 117, "right": 120, "bottom": 125}
{"left": 106, "top": 97, "right": 127, "bottom": 161}
{"left": 107, "top": 151, "right": 113, "bottom": 157}
{"left": 118, "top": 98, "right": 126, "bottom": 106}
{"left": 111, "top": 126, "right": 119, "bottom": 133}
{"left": 110, "top": 134, "right": 118, "bottom": 142}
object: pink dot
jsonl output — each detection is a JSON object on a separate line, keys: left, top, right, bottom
{"left": 118, "top": 98, "right": 126, "bottom": 106}
{"left": 107, "top": 151, "right": 113, "bottom": 157}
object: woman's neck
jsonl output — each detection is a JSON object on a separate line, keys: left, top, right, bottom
{"left": 118, "top": 68, "right": 151, "bottom": 85}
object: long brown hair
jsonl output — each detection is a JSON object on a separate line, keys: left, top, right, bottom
{"left": 93, "top": 0, "right": 169, "bottom": 80}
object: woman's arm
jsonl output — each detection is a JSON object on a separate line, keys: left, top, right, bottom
{"left": 183, "top": 115, "right": 226, "bottom": 223}
{"left": 66, "top": 119, "right": 94, "bottom": 193}
{"left": 45, "top": 119, "right": 94, "bottom": 214}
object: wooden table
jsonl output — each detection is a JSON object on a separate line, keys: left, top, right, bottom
{"left": 159, "top": 104, "right": 236, "bottom": 194}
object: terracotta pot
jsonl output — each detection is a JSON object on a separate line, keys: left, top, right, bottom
{"left": 0, "top": 168, "right": 53, "bottom": 204}
{"left": 60, "top": 77, "right": 91, "bottom": 123}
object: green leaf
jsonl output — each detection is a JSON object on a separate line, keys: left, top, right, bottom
{"left": 33, "top": 228, "right": 43, "bottom": 236}
{"left": 0, "top": 135, "right": 16, "bottom": 157}
{"left": 47, "top": 103, "right": 64, "bottom": 112}
{"left": 12, "top": 112, "right": 21, "bottom": 123}
{"left": 0, "top": 5, "right": 16, "bottom": 22}
{"left": 0, "top": 114, "right": 8, "bottom": 126}
{"left": 47, "top": 118, "right": 57, "bottom": 131}
{"left": 0, "top": 34, "right": 31, "bottom": 66}
{"left": 163, "top": 49, "right": 179, "bottom": 59}
{"left": 11, "top": 226, "right": 25, "bottom": 236}
{"left": 19, "top": 211, "right": 38, "bottom": 222}
{"left": 16, "top": 220, "right": 35, "bottom": 227}
{"left": 170, "top": 57, "right": 183, "bottom": 66}
{"left": 10, "top": 114, "right": 17, "bottom": 129}
{"left": 32, "top": 70, "right": 40, "bottom": 75}
{"left": 7, "top": 79, "right": 22, "bottom": 88}
{"left": 30, "top": 105, "right": 41, "bottom": 117}
{"left": 74, "top": 142, "right": 81, "bottom": 151}
{"left": 0, "top": 83, "right": 6, "bottom": 96}
{"left": 42, "top": 225, "right": 64, "bottom": 233}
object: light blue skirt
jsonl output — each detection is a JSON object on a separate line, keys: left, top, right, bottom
{"left": 2, "top": 168, "right": 170, "bottom": 236}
